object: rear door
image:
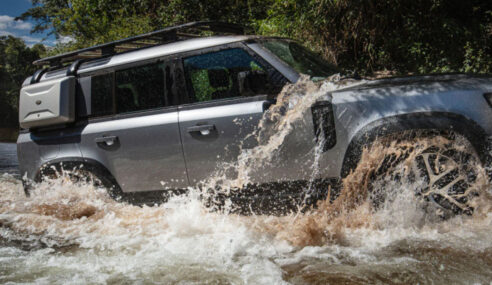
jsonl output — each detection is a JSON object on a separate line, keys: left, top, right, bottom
{"left": 178, "top": 46, "right": 286, "bottom": 186}
{"left": 79, "top": 59, "right": 189, "bottom": 192}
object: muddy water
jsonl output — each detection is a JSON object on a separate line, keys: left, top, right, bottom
{"left": 1, "top": 78, "right": 492, "bottom": 284}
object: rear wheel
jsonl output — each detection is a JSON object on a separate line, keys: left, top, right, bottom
{"left": 45, "top": 168, "right": 103, "bottom": 187}
{"left": 353, "top": 131, "right": 488, "bottom": 218}
{"left": 31, "top": 162, "right": 122, "bottom": 200}
{"left": 34, "top": 163, "right": 169, "bottom": 206}
{"left": 37, "top": 163, "right": 104, "bottom": 186}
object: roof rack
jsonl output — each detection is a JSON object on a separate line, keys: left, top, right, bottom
{"left": 33, "top": 21, "right": 245, "bottom": 67}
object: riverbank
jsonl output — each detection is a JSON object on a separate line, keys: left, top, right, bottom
{"left": 0, "top": 128, "right": 18, "bottom": 143}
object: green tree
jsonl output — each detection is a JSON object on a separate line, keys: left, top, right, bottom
{"left": 16, "top": 0, "right": 492, "bottom": 74}
{"left": 18, "top": 0, "right": 271, "bottom": 51}
{"left": 260, "top": 0, "right": 492, "bottom": 74}
{"left": 0, "top": 36, "right": 45, "bottom": 129}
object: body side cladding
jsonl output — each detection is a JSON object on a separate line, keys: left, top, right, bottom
{"left": 340, "top": 112, "right": 491, "bottom": 178}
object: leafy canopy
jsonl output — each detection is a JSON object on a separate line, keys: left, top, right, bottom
{"left": 18, "top": 0, "right": 492, "bottom": 74}
{"left": 0, "top": 36, "right": 45, "bottom": 128}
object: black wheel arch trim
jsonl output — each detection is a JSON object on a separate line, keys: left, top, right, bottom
{"left": 31, "top": 157, "right": 183, "bottom": 204}
{"left": 340, "top": 112, "right": 491, "bottom": 178}
{"left": 32, "top": 157, "right": 124, "bottom": 198}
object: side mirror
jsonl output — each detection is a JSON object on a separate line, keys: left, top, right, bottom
{"left": 238, "top": 70, "right": 268, "bottom": 95}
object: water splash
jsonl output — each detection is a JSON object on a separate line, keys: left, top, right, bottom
{"left": 0, "top": 76, "right": 491, "bottom": 284}
{"left": 270, "top": 131, "right": 491, "bottom": 247}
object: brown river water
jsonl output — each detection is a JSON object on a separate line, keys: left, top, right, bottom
{"left": 0, "top": 77, "right": 491, "bottom": 284}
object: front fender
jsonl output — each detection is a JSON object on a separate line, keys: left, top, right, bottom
{"left": 340, "top": 112, "right": 491, "bottom": 178}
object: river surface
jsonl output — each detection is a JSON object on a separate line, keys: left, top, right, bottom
{"left": 1, "top": 78, "right": 491, "bottom": 284}
{"left": 0, "top": 143, "right": 18, "bottom": 176}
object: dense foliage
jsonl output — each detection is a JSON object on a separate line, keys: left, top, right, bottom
{"left": 259, "top": 0, "right": 492, "bottom": 74}
{"left": 0, "top": 36, "right": 45, "bottom": 131}
{"left": 17, "top": 0, "right": 271, "bottom": 52}
{"left": 18, "top": 0, "right": 492, "bottom": 74}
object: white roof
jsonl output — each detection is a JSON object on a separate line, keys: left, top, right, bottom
{"left": 77, "top": 36, "right": 251, "bottom": 74}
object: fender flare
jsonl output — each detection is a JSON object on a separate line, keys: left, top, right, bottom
{"left": 31, "top": 157, "right": 124, "bottom": 198}
{"left": 340, "top": 112, "right": 491, "bottom": 178}
{"left": 31, "top": 157, "right": 174, "bottom": 204}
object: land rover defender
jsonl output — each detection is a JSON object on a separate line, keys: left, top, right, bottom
{"left": 17, "top": 22, "right": 492, "bottom": 215}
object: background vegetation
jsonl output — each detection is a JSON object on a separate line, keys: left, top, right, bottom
{"left": 19, "top": 0, "right": 491, "bottom": 74}
{"left": 1, "top": 0, "right": 491, "bottom": 140}
{"left": 0, "top": 36, "right": 45, "bottom": 141}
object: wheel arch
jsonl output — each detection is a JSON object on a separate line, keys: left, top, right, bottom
{"left": 31, "top": 157, "right": 123, "bottom": 198}
{"left": 340, "top": 112, "right": 491, "bottom": 178}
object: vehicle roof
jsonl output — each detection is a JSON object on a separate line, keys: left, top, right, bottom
{"left": 34, "top": 21, "right": 248, "bottom": 67}
{"left": 79, "top": 35, "right": 254, "bottom": 73}
{"left": 37, "top": 35, "right": 273, "bottom": 82}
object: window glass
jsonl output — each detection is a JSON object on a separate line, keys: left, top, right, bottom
{"left": 115, "top": 63, "right": 166, "bottom": 114}
{"left": 260, "top": 40, "right": 339, "bottom": 79}
{"left": 183, "top": 48, "right": 273, "bottom": 102}
{"left": 91, "top": 73, "right": 113, "bottom": 117}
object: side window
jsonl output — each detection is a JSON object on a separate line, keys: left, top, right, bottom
{"left": 183, "top": 48, "right": 275, "bottom": 103}
{"left": 115, "top": 63, "right": 167, "bottom": 114}
{"left": 91, "top": 73, "right": 113, "bottom": 117}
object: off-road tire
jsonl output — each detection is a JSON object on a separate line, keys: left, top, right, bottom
{"left": 28, "top": 163, "right": 118, "bottom": 197}
{"left": 363, "top": 131, "right": 485, "bottom": 218}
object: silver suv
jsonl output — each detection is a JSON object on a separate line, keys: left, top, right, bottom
{"left": 17, "top": 22, "right": 492, "bottom": 215}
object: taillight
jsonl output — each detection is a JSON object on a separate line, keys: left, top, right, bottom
{"left": 311, "top": 101, "right": 337, "bottom": 152}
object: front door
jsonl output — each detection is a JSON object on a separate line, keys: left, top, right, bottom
{"left": 178, "top": 47, "right": 285, "bottom": 186}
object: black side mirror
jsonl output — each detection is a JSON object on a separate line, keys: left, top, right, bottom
{"left": 238, "top": 70, "right": 268, "bottom": 95}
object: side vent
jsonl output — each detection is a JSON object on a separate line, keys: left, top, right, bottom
{"left": 311, "top": 101, "right": 337, "bottom": 152}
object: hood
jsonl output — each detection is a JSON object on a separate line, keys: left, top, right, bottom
{"left": 333, "top": 73, "right": 492, "bottom": 96}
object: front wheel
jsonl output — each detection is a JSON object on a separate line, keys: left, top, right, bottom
{"left": 348, "top": 131, "right": 489, "bottom": 218}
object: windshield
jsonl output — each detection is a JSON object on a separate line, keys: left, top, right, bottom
{"left": 260, "top": 40, "right": 339, "bottom": 79}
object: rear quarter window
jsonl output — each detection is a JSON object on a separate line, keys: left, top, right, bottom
{"left": 91, "top": 73, "right": 114, "bottom": 117}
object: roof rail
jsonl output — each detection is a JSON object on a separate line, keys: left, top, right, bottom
{"left": 34, "top": 21, "right": 245, "bottom": 67}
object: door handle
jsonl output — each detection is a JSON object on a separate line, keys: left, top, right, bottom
{"left": 187, "top": 124, "right": 215, "bottom": 135}
{"left": 95, "top": 135, "right": 118, "bottom": 146}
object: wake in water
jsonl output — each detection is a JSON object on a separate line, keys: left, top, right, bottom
{"left": 0, "top": 76, "right": 491, "bottom": 284}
